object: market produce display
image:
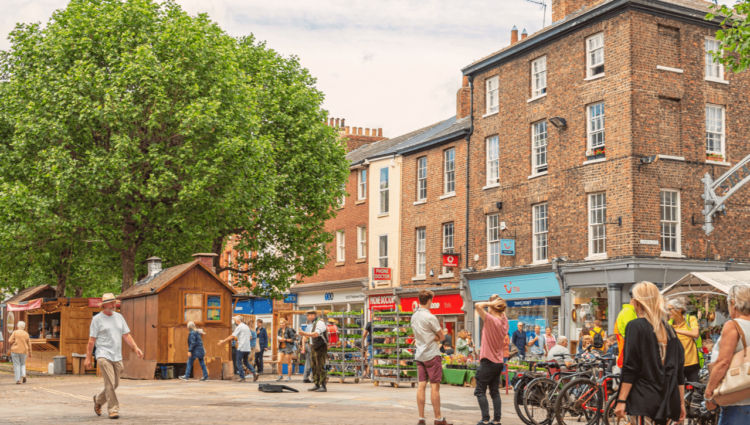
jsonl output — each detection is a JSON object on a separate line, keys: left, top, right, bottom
{"left": 324, "top": 311, "right": 365, "bottom": 384}
{"left": 370, "top": 309, "right": 418, "bottom": 388}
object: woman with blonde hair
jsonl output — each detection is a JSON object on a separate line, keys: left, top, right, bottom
{"left": 614, "top": 281, "right": 685, "bottom": 424}
{"left": 8, "top": 321, "right": 32, "bottom": 384}
{"left": 276, "top": 318, "right": 295, "bottom": 381}
{"left": 179, "top": 321, "right": 208, "bottom": 381}
{"left": 456, "top": 329, "right": 470, "bottom": 355}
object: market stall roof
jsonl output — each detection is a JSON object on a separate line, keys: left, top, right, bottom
{"left": 4, "top": 284, "right": 55, "bottom": 304}
{"left": 120, "top": 260, "right": 238, "bottom": 299}
{"left": 661, "top": 271, "right": 750, "bottom": 298}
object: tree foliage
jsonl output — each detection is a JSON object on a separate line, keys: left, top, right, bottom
{"left": 0, "top": 0, "right": 348, "bottom": 296}
{"left": 707, "top": 2, "right": 750, "bottom": 73}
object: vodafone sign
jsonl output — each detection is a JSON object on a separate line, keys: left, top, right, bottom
{"left": 442, "top": 253, "right": 460, "bottom": 268}
{"left": 400, "top": 294, "right": 464, "bottom": 315}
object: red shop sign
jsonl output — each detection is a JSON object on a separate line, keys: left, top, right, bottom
{"left": 400, "top": 294, "right": 464, "bottom": 315}
{"left": 369, "top": 295, "right": 396, "bottom": 310}
{"left": 442, "top": 253, "right": 460, "bottom": 268}
{"left": 373, "top": 267, "right": 392, "bottom": 281}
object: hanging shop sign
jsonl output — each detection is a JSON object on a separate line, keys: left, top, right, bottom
{"left": 470, "top": 272, "right": 562, "bottom": 301}
{"left": 399, "top": 293, "right": 464, "bottom": 315}
{"left": 501, "top": 239, "right": 516, "bottom": 256}
{"left": 283, "top": 293, "right": 298, "bottom": 304}
{"left": 7, "top": 299, "right": 43, "bottom": 312}
{"left": 373, "top": 267, "right": 392, "bottom": 281}
{"left": 442, "top": 253, "right": 460, "bottom": 268}
{"left": 369, "top": 295, "right": 396, "bottom": 310}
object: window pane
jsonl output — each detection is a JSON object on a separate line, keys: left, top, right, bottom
{"left": 418, "top": 157, "right": 427, "bottom": 200}
{"left": 706, "top": 105, "right": 724, "bottom": 154}
{"left": 534, "top": 204, "right": 548, "bottom": 261}
{"left": 488, "top": 215, "right": 500, "bottom": 268}
{"left": 185, "top": 293, "right": 203, "bottom": 307}
{"left": 589, "top": 194, "right": 607, "bottom": 255}
{"left": 379, "top": 235, "right": 388, "bottom": 268}
{"left": 660, "top": 191, "right": 679, "bottom": 253}
{"left": 588, "top": 103, "right": 605, "bottom": 149}
{"left": 416, "top": 228, "right": 426, "bottom": 275}
{"left": 380, "top": 168, "right": 389, "bottom": 213}
{"left": 487, "top": 136, "right": 500, "bottom": 184}
{"left": 445, "top": 149, "right": 455, "bottom": 193}
{"left": 533, "top": 121, "right": 548, "bottom": 173}
{"left": 185, "top": 308, "right": 202, "bottom": 323}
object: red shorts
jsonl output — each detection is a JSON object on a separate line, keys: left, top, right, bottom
{"left": 417, "top": 356, "right": 443, "bottom": 383}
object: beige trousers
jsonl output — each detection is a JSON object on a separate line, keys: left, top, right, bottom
{"left": 96, "top": 358, "right": 123, "bottom": 414}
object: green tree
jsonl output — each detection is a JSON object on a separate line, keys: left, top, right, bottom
{"left": 0, "top": 0, "right": 347, "bottom": 294}
{"left": 707, "top": 2, "right": 750, "bottom": 72}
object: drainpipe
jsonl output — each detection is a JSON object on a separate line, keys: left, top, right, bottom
{"left": 464, "top": 75, "right": 474, "bottom": 270}
{"left": 553, "top": 258, "right": 569, "bottom": 338}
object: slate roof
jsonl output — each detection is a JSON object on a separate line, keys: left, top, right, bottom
{"left": 119, "top": 260, "right": 237, "bottom": 299}
{"left": 397, "top": 117, "right": 471, "bottom": 155}
{"left": 5, "top": 284, "right": 55, "bottom": 304}
{"left": 346, "top": 120, "right": 448, "bottom": 165}
{"left": 463, "top": 0, "right": 722, "bottom": 74}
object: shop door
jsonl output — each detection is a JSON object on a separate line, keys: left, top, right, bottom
{"left": 442, "top": 317, "right": 456, "bottom": 349}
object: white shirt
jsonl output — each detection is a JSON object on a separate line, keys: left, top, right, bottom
{"left": 233, "top": 322, "right": 252, "bottom": 352}
{"left": 89, "top": 312, "right": 130, "bottom": 362}
{"left": 313, "top": 319, "right": 327, "bottom": 335}
{"left": 411, "top": 308, "right": 442, "bottom": 362}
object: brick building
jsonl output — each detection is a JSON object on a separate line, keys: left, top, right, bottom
{"left": 456, "top": 0, "right": 750, "bottom": 345}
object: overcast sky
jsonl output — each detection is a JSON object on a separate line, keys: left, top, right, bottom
{"left": 0, "top": 0, "right": 736, "bottom": 138}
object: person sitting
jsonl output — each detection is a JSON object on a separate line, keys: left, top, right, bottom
{"left": 546, "top": 336, "right": 574, "bottom": 369}
{"left": 579, "top": 335, "right": 600, "bottom": 361}
{"left": 442, "top": 342, "right": 454, "bottom": 356}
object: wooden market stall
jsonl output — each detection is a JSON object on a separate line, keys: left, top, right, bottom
{"left": 2, "top": 284, "right": 57, "bottom": 348}
{"left": 118, "top": 257, "right": 237, "bottom": 380}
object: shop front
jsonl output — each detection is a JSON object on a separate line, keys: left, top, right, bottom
{"left": 398, "top": 293, "right": 465, "bottom": 347}
{"left": 296, "top": 287, "right": 367, "bottom": 330}
{"left": 466, "top": 268, "right": 562, "bottom": 348}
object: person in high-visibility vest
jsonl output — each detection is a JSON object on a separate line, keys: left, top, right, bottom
{"left": 614, "top": 302, "right": 638, "bottom": 368}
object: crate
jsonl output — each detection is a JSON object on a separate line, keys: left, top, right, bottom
{"left": 160, "top": 366, "right": 174, "bottom": 379}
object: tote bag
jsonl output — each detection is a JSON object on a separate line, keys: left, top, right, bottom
{"left": 714, "top": 320, "right": 750, "bottom": 406}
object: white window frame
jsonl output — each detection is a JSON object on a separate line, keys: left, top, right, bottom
{"left": 416, "top": 228, "right": 426, "bottom": 277}
{"left": 379, "top": 167, "right": 389, "bottom": 214}
{"left": 705, "top": 104, "right": 725, "bottom": 158}
{"left": 532, "top": 121, "right": 548, "bottom": 175}
{"left": 533, "top": 203, "right": 549, "bottom": 263}
{"left": 587, "top": 103, "right": 605, "bottom": 151}
{"left": 487, "top": 214, "right": 500, "bottom": 269}
{"left": 586, "top": 33, "right": 605, "bottom": 78}
{"left": 378, "top": 234, "right": 388, "bottom": 268}
{"left": 588, "top": 193, "right": 607, "bottom": 259}
{"left": 486, "top": 76, "right": 499, "bottom": 115}
{"left": 660, "top": 190, "right": 681, "bottom": 256}
{"left": 442, "top": 223, "right": 455, "bottom": 276}
{"left": 417, "top": 157, "right": 427, "bottom": 201}
{"left": 358, "top": 169, "right": 367, "bottom": 200}
{"left": 486, "top": 136, "right": 499, "bottom": 185}
{"left": 444, "top": 148, "right": 456, "bottom": 195}
{"left": 532, "top": 56, "right": 547, "bottom": 98}
{"left": 705, "top": 37, "right": 725, "bottom": 82}
{"left": 336, "top": 230, "right": 345, "bottom": 262}
{"left": 357, "top": 226, "right": 367, "bottom": 259}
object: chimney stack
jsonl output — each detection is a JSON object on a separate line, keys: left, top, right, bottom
{"left": 146, "top": 257, "right": 162, "bottom": 277}
{"left": 335, "top": 118, "right": 340, "bottom": 128}
{"left": 551, "top": 0, "right": 607, "bottom": 23}
{"left": 341, "top": 118, "right": 345, "bottom": 128}
{"left": 345, "top": 126, "right": 350, "bottom": 134}
{"left": 521, "top": 29, "right": 528, "bottom": 40}
{"left": 192, "top": 253, "right": 218, "bottom": 273}
{"left": 378, "top": 128, "right": 383, "bottom": 137}
{"left": 365, "top": 128, "right": 371, "bottom": 136}
{"left": 456, "top": 76, "right": 471, "bottom": 120}
{"left": 511, "top": 26, "right": 519, "bottom": 44}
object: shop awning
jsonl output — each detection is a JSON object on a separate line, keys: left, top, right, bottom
{"left": 6, "top": 298, "right": 43, "bottom": 312}
{"left": 660, "top": 271, "right": 750, "bottom": 298}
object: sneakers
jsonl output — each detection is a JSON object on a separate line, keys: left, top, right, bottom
{"left": 235, "top": 377, "right": 246, "bottom": 383}
{"left": 315, "top": 386, "right": 327, "bottom": 392}
{"left": 178, "top": 375, "right": 189, "bottom": 381}
{"left": 285, "top": 377, "right": 292, "bottom": 382}
{"left": 199, "top": 377, "right": 209, "bottom": 382}
{"left": 434, "top": 418, "right": 452, "bottom": 425}
{"left": 308, "top": 384, "right": 320, "bottom": 391}
{"left": 253, "top": 373, "right": 259, "bottom": 382}
{"left": 93, "top": 396, "right": 102, "bottom": 416}
{"left": 276, "top": 376, "right": 284, "bottom": 381}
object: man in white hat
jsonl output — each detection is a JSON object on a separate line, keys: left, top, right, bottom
{"left": 85, "top": 293, "right": 143, "bottom": 420}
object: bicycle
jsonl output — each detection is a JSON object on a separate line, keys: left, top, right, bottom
{"left": 553, "top": 354, "right": 619, "bottom": 425}
{"left": 512, "top": 361, "right": 557, "bottom": 425}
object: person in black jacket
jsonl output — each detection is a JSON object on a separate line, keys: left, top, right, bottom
{"left": 511, "top": 322, "right": 526, "bottom": 360}
{"left": 180, "top": 322, "right": 209, "bottom": 381}
{"left": 255, "top": 319, "right": 268, "bottom": 374}
{"left": 615, "top": 281, "right": 685, "bottom": 424}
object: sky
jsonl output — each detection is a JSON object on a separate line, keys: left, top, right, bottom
{"left": 0, "top": 0, "right": 737, "bottom": 138}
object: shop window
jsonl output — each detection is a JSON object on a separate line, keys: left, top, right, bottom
{"left": 184, "top": 292, "right": 223, "bottom": 324}
{"left": 184, "top": 293, "right": 204, "bottom": 323}
{"left": 569, "top": 288, "right": 609, "bottom": 345}
{"left": 206, "top": 294, "right": 222, "bottom": 322}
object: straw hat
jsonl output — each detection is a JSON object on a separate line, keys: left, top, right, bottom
{"left": 102, "top": 293, "right": 117, "bottom": 303}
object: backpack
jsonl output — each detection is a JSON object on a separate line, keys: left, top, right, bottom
{"left": 593, "top": 328, "right": 604, "bottom": 349}
{"left": 669, "top": 314, "right": 705, "bottom": 368}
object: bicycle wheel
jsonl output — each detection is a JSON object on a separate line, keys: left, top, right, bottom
{"left": 523, "top": 377, "right": 557, "bottom": 425}
{"left": 601, "top": 390, "right": 618, "bottom": 425}
{"left": 514, "top": 379, "right": 534, "bottom": 425}
{"left": 554, "top": 377, "right": 603, "bottom": 425}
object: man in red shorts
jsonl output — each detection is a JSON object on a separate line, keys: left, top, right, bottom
{"left": 411, "top": 289, "right": 451, "bottom": 425}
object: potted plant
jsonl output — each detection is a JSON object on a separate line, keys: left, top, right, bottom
{"left": 586, "top": 146, "right": 606, "bottom": 161}
{"left": 706, "top": 153, "right": 725, "bottom": 162}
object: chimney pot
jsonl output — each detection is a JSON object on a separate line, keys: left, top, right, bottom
{"left": 521, "top": 29, "right": 528, "bottom": 40}
{"left": 192, "top": 253, "right": 218, "bottom": 273}
{"left": 358, "top": 127, "right": 363, "bottom": 135}
{"left": 366, "top": 128, "right": 371, "bottom": 136}
{"left": 511, "top": 25, "right": 519, "bottom": 45}
{"left": 378, "top": 128, "right": 383, "bottom": 137}
{"left": 335, "top": 118, "right": 340, "bottom": 127}
{"left": 146, "top": 256, "right": 162, "bottom": 277}
{"left": 329, "top": 118, "right": 334, "bottom": 126}
{"left": 341, "top": 118, "right": 345, "bottom": 128}
{"left": 345, "top": 126, "right": 350, "bottom": 134}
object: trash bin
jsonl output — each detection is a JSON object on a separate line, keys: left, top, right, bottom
{"left": 53, "top": 355, "right": 67, "bottom": 375}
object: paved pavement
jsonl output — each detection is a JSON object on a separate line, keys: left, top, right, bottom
{"left": 0, "top": 367, "right": 524, "bottom": 424}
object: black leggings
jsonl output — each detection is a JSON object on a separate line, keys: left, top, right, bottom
{"left": 684, "top": 363, "right": 700, "bottom": 383}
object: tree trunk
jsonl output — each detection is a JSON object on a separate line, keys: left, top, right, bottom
{"left": 54, "top": 247, "right": 72, "bottom": 297}
{"left": 121, "top": 246, "right": 137, "bottom": 292}
{"left": 74, "top": 287, "right": 84, "bottom": 297}
{"left": 55, "top": 273, "right": 67, "bottom": 298}
{"left": 211, "top": 234, "right": 225, "bottom": 271}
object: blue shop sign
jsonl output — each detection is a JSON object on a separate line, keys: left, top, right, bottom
{"left": 470, "top": 272, "right": 561, "bottom": 301}
{"left": 501, "top": 239, "right": 515, "bottom": 256}
{"left": 284, "top": 293, "right": 298, "bottom": 304}
{"left": 233, "top": 298, "right": 274, "bottom": 315}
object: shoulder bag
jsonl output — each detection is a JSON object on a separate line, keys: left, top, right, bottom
{"left": 713, "top": 320, "right": 750, "bottom": 406}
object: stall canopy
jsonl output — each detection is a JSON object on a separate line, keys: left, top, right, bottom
{"left": 661, "top": 271, "right": 750, "bottom": 298}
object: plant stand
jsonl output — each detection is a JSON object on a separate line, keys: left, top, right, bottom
{"left": 371, "top": 309, "right": 418, "bottom": 388}
{"left": 324, "top": 310, "right": 365, "bottom": 384}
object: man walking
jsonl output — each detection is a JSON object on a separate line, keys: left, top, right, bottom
{"left": 85, "top": 293, "right": 143, "bottom": 420}
{"left": 301, "top": 316, "right": 314, "bottom": 383}
{"left": 412, "top": 289, "right": 451, "bottom": 425}
{"left": 474, "top": 294, "right": 509, "bottom": 425}
{"left": 219, "top": 316, "right": 258, "bottom": 382}
{"left": 255, "top": 319, "right": 268, "bottom": 374}
{"left": 511, "top": 321, "right": 527, "bottom": 361}
{"left": 298, "top": 310, "right": 328, "bottom": 392}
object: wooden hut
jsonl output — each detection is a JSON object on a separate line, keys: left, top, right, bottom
{"left": 118, "top": 255, "right": 237, "bottom": 379}
{"left": 2, "top": 284, "right": 57, "bottom": 344}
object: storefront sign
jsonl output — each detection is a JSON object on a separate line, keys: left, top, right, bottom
{"left": 373, "top": 268, "right": 392, "bottom": 281}
{"left": 297, "top": 289, "right": 366, "bottom": 306}
{"left": 283, "top": 293, "right": 298, "bottom": 304}
{"left": 442, "top": 253, "right": 460, "bottom": 268}
{"left": 470, "top": 272, "right": 561, "bottom": 301}
{"left": 501, "top": 239, "right": 515, "bottom": 256}
{"left": 369, "top": 295, "right": 396, "bottom": 310}
{"left": 506, "top": 298, "right": 562, "bottom": 307}
{"left": 7, "top": 299, "right": 43, "bottom": 311}
{"left": 400, "top": 294, "right": 464, "bottom": 315}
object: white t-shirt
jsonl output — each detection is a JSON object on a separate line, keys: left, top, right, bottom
{"left": 89, "top": 312, "right": 130, "bottom": 362}
{"left": 710, "top": 319, "right": 750, "bottom": 406}
{"left": 411, "top": 308, "right": 442, "bottom": 362}
{"left": 313, "top": 319, "right": 327, "bottom": 336}
{"left": 233, "top": 322, "right": 252, "bottom": 352}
